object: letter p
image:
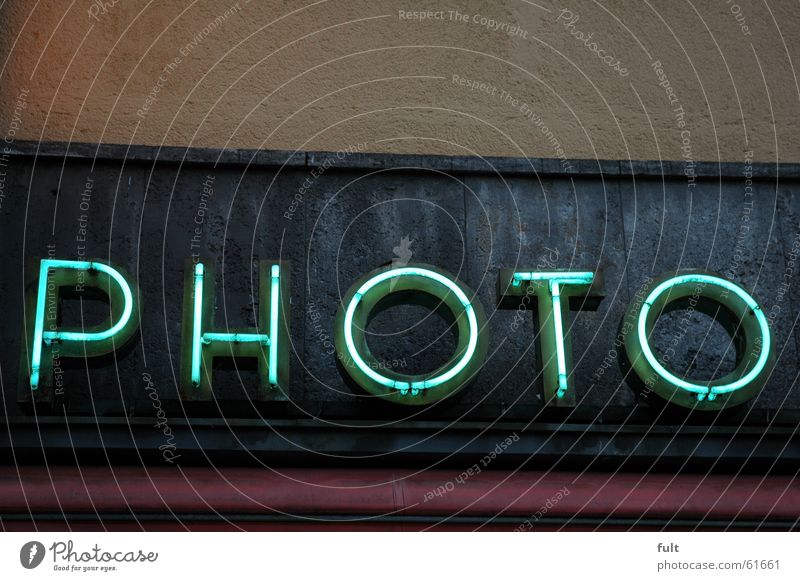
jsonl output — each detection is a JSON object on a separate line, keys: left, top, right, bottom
{"left": 22, "top": 259, "right": 139, "bottom": 399}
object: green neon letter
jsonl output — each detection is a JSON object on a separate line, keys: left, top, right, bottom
{"left": 180, "top": 260, "right": 289, "bottom": 401}
{"left": 621, "top": 270, "right": 774, "bottom": 410}
{"left": 22, "top": 258, "right": 139, "bottom": 399}
{"left": 334, "top": 263, "right": 488, "bottom": 405}
{"left": 498, "top": 270, "right": 599, "bottom": 406}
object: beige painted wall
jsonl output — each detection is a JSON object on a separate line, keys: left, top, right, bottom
{"left": 1, "top": 0, "right": 798, "bottom": 162}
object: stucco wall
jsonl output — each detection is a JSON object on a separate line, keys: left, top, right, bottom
{"left": 1, "top": 0, "right": 799, "bottom": 162}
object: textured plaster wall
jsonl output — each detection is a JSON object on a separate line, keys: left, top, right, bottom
{"left": 1, "top": 0, "right": 799, "bottom": 162}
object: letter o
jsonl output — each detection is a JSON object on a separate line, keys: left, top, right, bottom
{"left": 621, "top": 271, "right": 774, "bottom": 409}
{"left": 334, "top": 264, "right": 488, "bottom": 405}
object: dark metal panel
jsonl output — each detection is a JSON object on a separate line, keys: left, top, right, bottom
{"left": 2, "top": 144, "right": 800, "bottom": 467}
{"left": 1, "top": 418, "right": 797, "bottom": 472}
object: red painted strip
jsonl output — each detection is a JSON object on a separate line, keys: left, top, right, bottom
{"left": 0, "top": 466, "right": 796, "bottom": 522}
{"left": 1, "top": 521, "right": 709, "bottom": 532}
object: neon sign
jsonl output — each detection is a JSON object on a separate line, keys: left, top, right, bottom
{"left": 621, "top": 270, "right": 774, "bottom": 409}
{"left": 179, "top": 260, "right": 289, "bottom": 401}
{"left": 333, "top": 264, "right": 488, "bottom": 405}
{"left": 24, "top": 259, "right": 139, "bottom": 394}
{"left": 498, "top": 269, "right": 598, "bottom": 407}
{"left": 20, "top": 258, "right": 774, "bottom": 410}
